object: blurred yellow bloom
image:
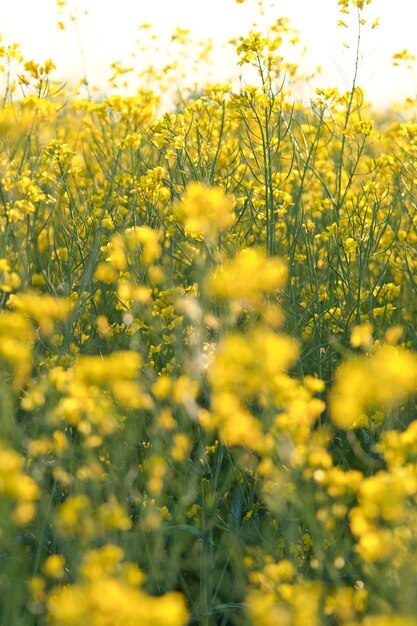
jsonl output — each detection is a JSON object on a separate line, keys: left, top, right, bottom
{"left": 0, "top": 441, "right": 38, "bottom": 525}
{"left": 8, "top": 292, "right": 71, "bottom": 336}
{"left": 205, "top": 247, "right": 287, "bottom": 309}
{"left": 47, "top": 545, "right": 188, "bottom": 626}
{"left": 175, "top": 182, "right": 234, "bottom": 240}
{"left": 43, "top": 554, "right": 66, "bottom": 579}
{"left": 330, "top": 346, "right": 417, "bottom": 428}
{"left": 350, "top": 322, "right": 373, "bottom": 349}
{"left": 125, "top": 225, "right": 161, "bottom": 264}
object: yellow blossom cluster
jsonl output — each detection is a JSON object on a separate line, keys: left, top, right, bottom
{"left": 0, "top": 440, "right": 39, "bottom": 525}
{"left": 2, "top": 5, "right": 417, "bottom": 625}
{"left": 175, "top": 182, "right": 234, "bottom": 241}
{"left": 46, "top": 545, "right": 189, "bottom": 626}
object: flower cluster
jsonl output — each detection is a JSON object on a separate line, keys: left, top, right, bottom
{"left": 2, "top": 4, "right": 417, "bottom": 626}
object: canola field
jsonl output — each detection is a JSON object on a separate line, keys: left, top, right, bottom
{"left": 2, "top": 1, "right": 417, "bottom": 624}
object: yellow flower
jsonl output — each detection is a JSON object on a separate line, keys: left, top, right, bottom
{"left": 125, "top": 225, "right": 161, "bottom": 264}
{"left": 97, "top": 497, "right": 132, "bottom": 532}
{"left": 175, "top": 182, "right": 234, "bottom": 240}
{"left": 171, "top": 433, "right": 191, "bottom": 462}
{"left": 350, "top": 323, "right": 373, "bottom": 349}
{"left": 342, "top": 237, "right": 358, "bottom": 254}
{"left": 0, "top": 312, "right": 34, "bottom": 388}
{"left": 74, "top": 351, "right": 141, "bottom": 388}
{"left": 330, "top": 346, "right": 417, "bottom": 429}
{"left": 8, "top": 292, "right": 71, "bottom": 336}
{"left": 0, "top": 441, "right": 39, "bottom": 525}
{"left": 205, "top": 247, "right": 287, "bottom": 309}
{"left": 46, "top": 547, "right": 189, "bottom": 626}
{"left": 43, "top": 554, "right": 66, "bottom": 579}
{"left": 80, "top": 544, "right": 125, "bottom": 581}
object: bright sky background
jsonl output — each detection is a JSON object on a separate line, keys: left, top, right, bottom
{"left": 2, "top": 0, "right": 417, "bottom": 108}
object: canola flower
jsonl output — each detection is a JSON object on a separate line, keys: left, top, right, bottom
{"left": 2, "top": 1, "right": 417, "bottom": 624}
{"left": 46, "top": 545, "right": 189, "bottom": 626}
{"left": 175, "top": 181, "right": 235, "bottom": 241}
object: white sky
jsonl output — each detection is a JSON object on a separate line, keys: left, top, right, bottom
{"left": 2, "top": 0, "right": 417, "bottom": 108}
